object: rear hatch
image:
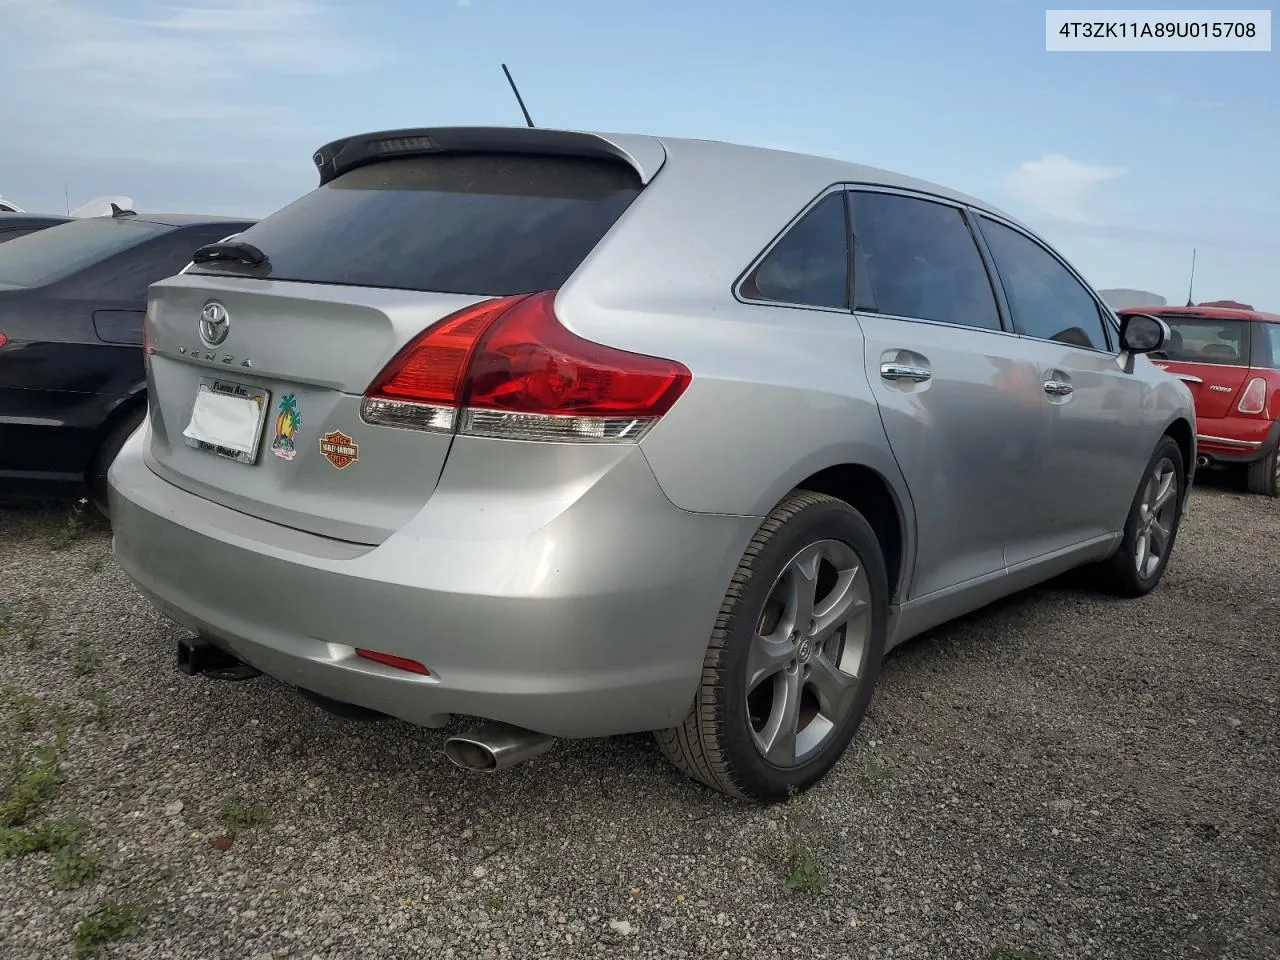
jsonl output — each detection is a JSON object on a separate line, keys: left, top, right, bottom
{"left": 1149, "top": 313, "right": 1253, "bottom": 419}
{"left": 143, "top": 149, "right": 651, "bottom": 544}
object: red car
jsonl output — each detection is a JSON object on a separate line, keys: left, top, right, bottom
{"left": 1141, "top": 302, "right": 1280, "bottom": 497}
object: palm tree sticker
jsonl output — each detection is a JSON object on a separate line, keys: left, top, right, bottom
{"left": 271, "top": 394, "right": 301, "bottom": 461}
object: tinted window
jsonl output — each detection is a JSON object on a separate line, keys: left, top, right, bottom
{"left": 1152, "top": 316, "right": 1250, "bottom": 365}
{"left": 0, "top": 218, "right": 167, "bottom": 287}
{"left": 188, "top": 154, "right": 642, "bottom": 296}
{"left": 741, "top": 193, "right": 849, "bottom": 309}
{"left": 82, "top": 223, "right": 250, "bottom": 301}
{"left": 849, "top": 192, "right": 1001, "bottom": 331}
{"left": 979, "top": 217, "right": 1110, "bottom": 351}
{"left": 1255, "top": 322, "right": 1280, "bottom": 369}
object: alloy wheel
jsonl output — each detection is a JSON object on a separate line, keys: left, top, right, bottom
{"left": 746, "top": 539, "right": 872, "bottom": 768}
{"left": 1134, "top": 457, "right": 1178, "bottom": 578}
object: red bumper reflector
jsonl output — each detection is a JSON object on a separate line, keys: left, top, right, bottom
{"left": 355, "top": 648, "right": 430, "bottom": 675}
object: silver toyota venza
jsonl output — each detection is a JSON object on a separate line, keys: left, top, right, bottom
{"left": 109, "top": 126, "right": 1195, "bottom": 801}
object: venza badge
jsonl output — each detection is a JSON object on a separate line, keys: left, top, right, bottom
{"left": 271, "top": 394, "right": 301, "bottom": 461}
{"left": 319, "top": 430, "right": 359, "bottom": 470}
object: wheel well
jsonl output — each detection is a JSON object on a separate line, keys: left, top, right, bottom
{"left": 795, "top": 464, "right": 905, "bottom": 601}
{"left": 89, "top": 393, "right": 147, "bottom": 471}
{"left": 1163, "top": 417, "right": 1194, "bottom": 475}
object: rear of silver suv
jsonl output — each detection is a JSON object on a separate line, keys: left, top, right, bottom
{"left": 110, "top": 128, "right": 760, "bottom": 764}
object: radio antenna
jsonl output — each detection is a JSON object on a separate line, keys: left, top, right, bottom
{"left": 1185, "top": 247, "right": 1197, "bottom": 306}
{"left": 501, "top": 63, "right": 535, "bottom": 128}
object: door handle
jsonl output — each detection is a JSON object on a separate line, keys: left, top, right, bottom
{"left": 880, "top": 362, "right": 931, "bottom": 383}
{"left": 1043, "top": 380, "right": 1074, "bottom": 397}
{"left": 1175, "top": 373, "right": 1202, "bottom": 384}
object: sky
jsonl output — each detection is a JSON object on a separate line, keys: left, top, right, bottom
{"left": 1, "top": 0, "right": 1276, "bottom": 308}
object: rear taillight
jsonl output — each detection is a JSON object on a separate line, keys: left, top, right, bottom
{"left": 0, "top": 333, "right": 7, "bottom": 349}
{"left": 1237, "top": 377, "right": 1268, "bottom": 415}
{"left": 362, "top": 291, "right": 692, "bottom": 443}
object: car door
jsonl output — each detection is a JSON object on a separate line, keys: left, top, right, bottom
{"left": 849, "top": 189, "right": 1048, "bottom": 600}
{"left": 974, "top": 213, "right": 1145, "bottom": 553}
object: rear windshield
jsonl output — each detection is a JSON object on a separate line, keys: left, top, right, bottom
{"left": 188, "top": 153, "right": 643, "bottom": 295}
{"left": 0, "top": 217, "right": 167, "bottom": 288}
{"left": 1153, "top": 316, "right": 1250, "bottom": 365}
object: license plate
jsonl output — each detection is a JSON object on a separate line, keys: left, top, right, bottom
{"left": 182, "top": 378, "right": 270, "bottom": 465}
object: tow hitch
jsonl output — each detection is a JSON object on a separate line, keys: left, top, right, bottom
{"left": 177, "top": 637, "right": 261, "bottom": 681}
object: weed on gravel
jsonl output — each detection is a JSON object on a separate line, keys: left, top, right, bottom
{"left": 219, "top": 800, "right": 272, "bottom": 833}
{"left": 50, "top": 845, "right": 105, "bottom": 890}
{"left": 73, "top": 901, "right": 148, "bottom": 957}
{"left": 47, "top": 499, "right": 107, "bottom": 552}
{"left": 80, "top": 691, "right": 111, "bottom": 729}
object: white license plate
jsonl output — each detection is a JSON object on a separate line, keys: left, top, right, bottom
{"left": 182, "top": 378, "right": 271, "bottom": 465}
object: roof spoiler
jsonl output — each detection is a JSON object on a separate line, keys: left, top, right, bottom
{"left": 310, "top": 126, "right": 666, "bottom": 188}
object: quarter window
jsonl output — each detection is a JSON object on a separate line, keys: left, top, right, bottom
{"left": 978, "top": 217, "right": 1111, "bottom": 351}
{"left": 848, "top": 191, "right": 1002, "bottom": 331}
{"left": 1253, "top": 322, "right": 1280, "bottom": 369}
{"left": 740, "top": 192, "right": 849, "bottom": 310}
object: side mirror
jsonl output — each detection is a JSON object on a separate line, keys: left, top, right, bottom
{"left": 1118, "top": 312, "right": 1169, "bottom": 354}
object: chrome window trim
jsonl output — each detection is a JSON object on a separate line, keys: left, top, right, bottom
{"left": 852, "top": 307, "right": 1024, "bottom": 341}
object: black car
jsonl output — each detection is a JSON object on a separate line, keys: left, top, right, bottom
{"left": 0, "top": 213, "right": 73, "bottom": 244}
{"left": 0, "top": 210, "right": 256, "bottom": 507}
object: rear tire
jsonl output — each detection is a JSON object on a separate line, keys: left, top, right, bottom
{"left": 655, "top": 491, "right": 887, "bottom": 802}
{"left": 88, "top": 404, "right": 145, "bottom": 517}
{"left": 1246, "top": 448, "right": 1280, "bottom": 498}
{"left": 1094, "top": 435, "right": 1186, "bottom": 598}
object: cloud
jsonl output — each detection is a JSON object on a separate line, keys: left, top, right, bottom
{"left": 0, "top": 0, "right": 379, "bottom": 126}
{"left": 1003, "top": 154, "right": 1124, "bottom": 224}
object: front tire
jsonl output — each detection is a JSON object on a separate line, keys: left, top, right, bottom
{"left": 1094, "top": 435, "right": 1186, "bottom": 598}
{"left": 656, "top": 491, "right": 887, "bottom": 802}
{"left": 1246, "top": 448, "right": 1280, "bottom": 498}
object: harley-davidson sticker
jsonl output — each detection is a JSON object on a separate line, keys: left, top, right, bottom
{"left": 319, "top": 430, "right": 359, "bottom": 469}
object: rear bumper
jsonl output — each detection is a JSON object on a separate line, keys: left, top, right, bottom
{"left": 1195, "top": 417, "right": 1280, "bottom": 465}
{"left": 108, "top": 426, "right": 756, "bottom": 738}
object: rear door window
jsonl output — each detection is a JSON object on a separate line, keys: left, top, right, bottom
{"left": 0, "top": 218, "right": 167, "bottom": 288}
{"left": 1155, "top": 317, "right": 1250, "bottom": 365}
{"left": 739, "top": 192, "right": 850, "bottom": 310}
{"left": 977, "top": 216, "right": 1112, "bottom": 351}
{"left": 187, "top": 153, "right": 643, "bottom": 296}
{"left": 849, "top": 192, "right": 1002, "bottom": 331}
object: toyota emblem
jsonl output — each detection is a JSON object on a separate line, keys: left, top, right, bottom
{"left": 199, "top": 301, "right": 230, "bottom": 346}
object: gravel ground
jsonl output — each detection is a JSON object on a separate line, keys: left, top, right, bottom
{"left": 1, "top": 482, "right": 1277, "bottom": 960}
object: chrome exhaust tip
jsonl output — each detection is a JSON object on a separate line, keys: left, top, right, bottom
{"left": 1196, "top": 455, "right": 1209, "bottom": 468}
{"left": 444, "top": 721, "right": 555, "bottom": 773}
